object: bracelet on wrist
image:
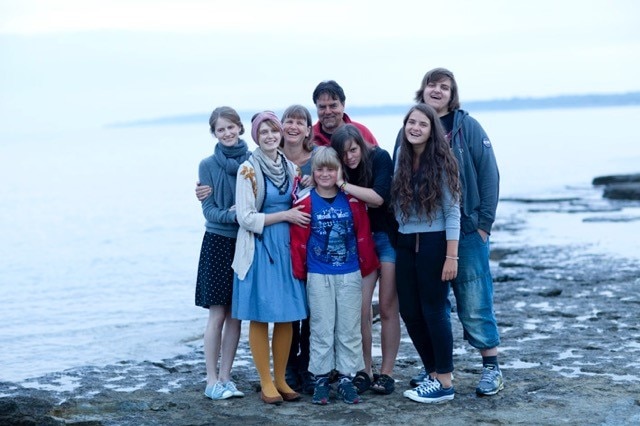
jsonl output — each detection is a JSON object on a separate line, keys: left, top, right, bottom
{"left": 445, "top": 255, "right": 459, "bottom": 260}
{"left": 339, "top": 182, "right": 347, "bottom": 191}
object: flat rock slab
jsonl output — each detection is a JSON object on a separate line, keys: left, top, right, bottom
{"left": 603, "top": 182, "right": 640, "bottom": 200}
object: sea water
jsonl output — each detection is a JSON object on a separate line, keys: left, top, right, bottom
{"left": 1, "top": 106, "right": 639, "bottom": 383}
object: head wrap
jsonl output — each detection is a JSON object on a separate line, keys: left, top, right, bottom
{"left": 251, "top": 111, "right": 283, "bottom": 144}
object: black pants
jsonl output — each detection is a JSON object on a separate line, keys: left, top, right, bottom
{"left": 395, "top": 231, "right": 453, "bottom": 374}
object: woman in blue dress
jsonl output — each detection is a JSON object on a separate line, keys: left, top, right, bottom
{"left": 232, "top": 111, "right": 311, "bottom": 404}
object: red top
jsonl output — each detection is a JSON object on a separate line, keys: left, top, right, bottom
{"left": 312, "top": 113, "right": 379, "bottom": 147}
{"left": 290, "top": 182, "right": 380, "bottom": 280}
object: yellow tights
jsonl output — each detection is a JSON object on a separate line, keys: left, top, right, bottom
{"left": 249, "top": 321, "right": 295, "bottom": 398}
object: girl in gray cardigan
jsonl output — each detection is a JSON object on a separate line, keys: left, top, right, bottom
{"left": 196, "top": 106, "right": 251, "bottom": 401}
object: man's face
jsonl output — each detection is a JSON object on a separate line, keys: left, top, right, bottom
{"left": 422, "top": 77, "right": 452, "bottom": 116}
{"left": 315, "top": 93, "right": 345, "bottom": 133}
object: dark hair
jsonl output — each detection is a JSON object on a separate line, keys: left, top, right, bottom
{"left": 209, "top": 106, "right": 245, "bottom": 135}
{"left": 414, "top": 68, "right": 461, "bottom": 112}
{"left": 312, "top": 80, "right": 346, "bottom": 105}
{"left": 330, "top": 124, "right": 372, "bottom": 187}
{"left": 391, "top": 103, "right": 460, "bottom": 222}
{"left": 280, "top": 104, "right": 314, "bottom": 152}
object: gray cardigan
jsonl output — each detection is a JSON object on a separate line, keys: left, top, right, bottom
{"left": 198, "top": 150, "right": 249, "bottom": 238}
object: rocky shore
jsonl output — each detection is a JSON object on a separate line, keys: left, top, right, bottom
{"left": 2, "top": 177, "right": 639, "bottom": 426}
{"left": 593, "top": 173, "right": 640, "bottom": 200}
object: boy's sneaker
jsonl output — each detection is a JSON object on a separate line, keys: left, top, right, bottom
{"left": 409, "top": 367, "right": 428, "bottom": 387}
{"left": 404, "top": 379, "right": 454, "bottom": 403}
{"left": 312, "top": 376, "right": 331, "bottom": 405}
{"left": 204, "top": 381, "right": 233, "bottom": 400}
{"left": 337, "top": 377, "right": 362, "bottom": 404}
{"left": 476, "top": 364, "right": 504, "bottom": 396}
{"left": 223, "top": 381, "right": 245, "bottom": 398}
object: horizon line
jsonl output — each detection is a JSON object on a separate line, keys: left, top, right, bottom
{"left": 106, "top": 90, "right": 640, "bottom": 128}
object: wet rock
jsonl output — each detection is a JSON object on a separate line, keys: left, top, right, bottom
{"left": 603, "top": 183, "right": 640, "bottom": 200}
{"left": 592, "top": 173, "right": 640, "bottom": 200}
{"left": 500, "top": 196, "right": 581, "bottom": 203}
{"left": 592, "top": 173, "right": 640, "bottom": 185}
{"left": 538, "top": 288, "right": 562, "bottom": 297}
{"left": 583, "top": 214, "right": 640, "bottom": 223}
{"left": 0, "top": 396, "right": 64, "bottom": 426}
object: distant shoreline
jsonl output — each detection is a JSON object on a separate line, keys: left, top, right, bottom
{"left": 107, "top": 91, "right": 640, "bottom": 128}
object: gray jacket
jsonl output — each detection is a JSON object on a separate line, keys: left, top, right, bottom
{"left": 449, "top": 109, "right": 500, "bottom": 234}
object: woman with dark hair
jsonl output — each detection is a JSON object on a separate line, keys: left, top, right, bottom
{"left": 330, "top": 124, "right": 400, "bottom": 396}
{"left": 232, "top": 111, "right": 311, "bottom": 404}
{"left": 392, "top": 103, "right": 461, "bottom": 404}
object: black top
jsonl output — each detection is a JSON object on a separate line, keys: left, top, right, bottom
{"left": 346, "top": 147, "right": 396, "bottom": 234}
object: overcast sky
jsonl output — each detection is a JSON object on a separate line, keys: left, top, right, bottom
{"left": 1, "top": 0, "right": 639, "bottom": 133}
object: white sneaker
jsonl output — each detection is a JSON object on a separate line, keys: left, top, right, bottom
{"left": 224, "top": 381, "right": 245, "bottom": 397}
{"left": 204, "top": 381, "right": 233, "bottom": 400}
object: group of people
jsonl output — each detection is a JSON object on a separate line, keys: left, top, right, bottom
{"left": 193, "top": 68, "right": 502, "bottom": 406}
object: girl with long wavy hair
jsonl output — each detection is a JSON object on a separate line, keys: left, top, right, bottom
{"left": 391, "top": 103, "right": 461, "bottom": 404}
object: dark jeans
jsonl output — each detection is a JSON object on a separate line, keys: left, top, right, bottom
{"left": 287, "top": 318, "right": 310, "bottom": 373}
{"left": 395, "top": 231, "right": 453, "bottom": 374}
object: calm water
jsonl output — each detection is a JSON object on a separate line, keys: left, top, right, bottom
{"left": 1, "top": 106, "right": 639, "bottom": 383}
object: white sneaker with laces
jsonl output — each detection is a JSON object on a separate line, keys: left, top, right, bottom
{"left": 224, "top": 381, "right": 245, "bottom": 397}
{"left": 204, "top": 381, "right": 233, "bottom": 400}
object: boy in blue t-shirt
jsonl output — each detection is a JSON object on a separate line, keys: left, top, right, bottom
{"left": 290, "top": 146, "right": 379, "bottom": 405}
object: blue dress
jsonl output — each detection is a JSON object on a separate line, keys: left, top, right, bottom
{"left": 232, "top": 179, "right": 308, "bottom": 322}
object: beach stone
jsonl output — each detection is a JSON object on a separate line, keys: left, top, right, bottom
{"left": 592, "top": 173, "right": 640, "bottom": 185}
{"left": 602, "top": 182, "right": 640, "bottom": 200}
{"left": 0, "top": 396, "right": 63, "bottom": 425}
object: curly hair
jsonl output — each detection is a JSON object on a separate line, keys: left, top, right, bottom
{"left": 391, "top": 103, "right": 460, "bottom": 223}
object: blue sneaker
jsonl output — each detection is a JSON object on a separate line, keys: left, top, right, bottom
{"left": 337, "top": 377, "right": 362, "bottom": 404}
{"left": 223, "top": 381, "right": 245, "bottom": 398}
{"left": 409, "top": 367, "right": 428, "bottom": 387}
{"left": 404, "top": 379, "right": 454, "bottom": 403}
{"left": 312, "top": 376, "right": 331, "bottom": 405}
{"left": 476, "top": 364, "right": 504, "bottom": 396}
{"left": 204, "top": 381, "right": 233, "bottom": 400}
{"left": 409, "top": 369, "right": 454, "bottom": 388}
{"left": 404, "top": 374, "right": 435, "bottom": 397}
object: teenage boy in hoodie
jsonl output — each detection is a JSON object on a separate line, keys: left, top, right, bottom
{"left": 393, "top": 68, "right": 502, "bottom": 397}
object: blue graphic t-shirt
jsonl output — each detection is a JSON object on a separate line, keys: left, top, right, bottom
{"left": 306, "top": 190, "right": 359, "bottom": 275}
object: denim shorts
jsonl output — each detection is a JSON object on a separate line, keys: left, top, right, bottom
{"left": 450, "top": 230, "right": 500, "bottom": 350}
{"left": 373, "top": 231, "right": 396, "bottom": 263}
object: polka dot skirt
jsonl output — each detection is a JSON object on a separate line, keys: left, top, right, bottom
{"left": 195, "top": 232, "right": 236, "bottom": 308}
